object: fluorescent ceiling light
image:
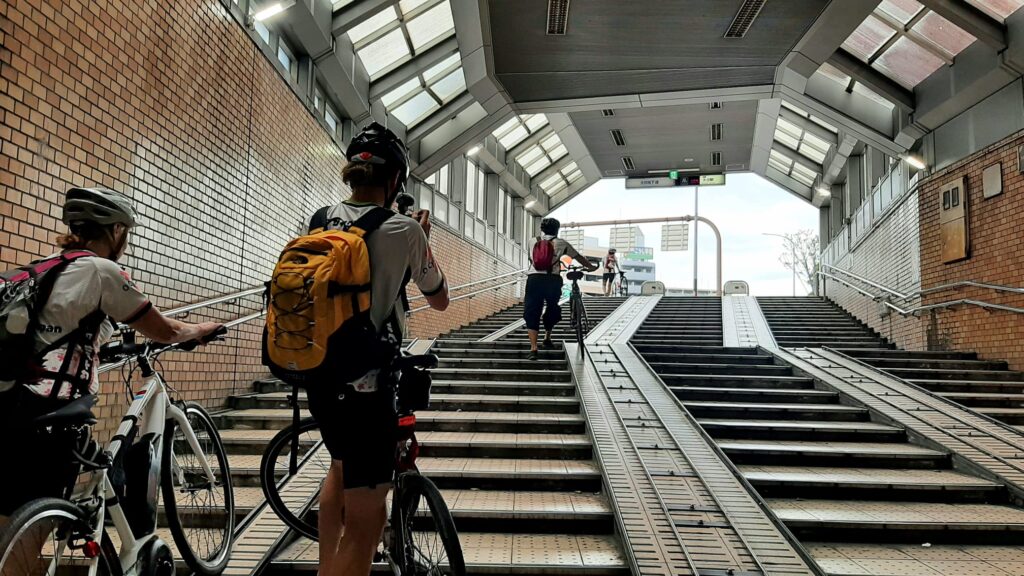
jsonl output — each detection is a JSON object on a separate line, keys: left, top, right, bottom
{"left": 903, "top": 155, "right": 926, "bottom": 170}
{"left": 815, "top": 186, "right": 831, "bottom": 197}
{"left": 525, "top": 200, "right": 537, "bottom": 209}
{"left": 467, "top": 146, "right": 481, "bottom": 156}
{"left": 254, "top": 2, "right": 286, "bottom": 21}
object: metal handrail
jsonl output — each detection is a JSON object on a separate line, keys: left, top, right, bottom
{"left": 163, "top": 285, "right": 265, "bottom": 317}
{"left": 407, "top": 268, "right": 526, "bottom": 302}
{"left": 818, "top": 270, "right": 1024, "bottom": 316}
{"left": 821, "top": 263, "right": 1024, "bottom": 300}
{"left": 408, "top": 277, "right": 521, "bottom": 314}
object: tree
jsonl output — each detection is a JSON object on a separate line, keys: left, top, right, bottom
{"left": 778, "top": 229, "right": 820, "bottom": 296}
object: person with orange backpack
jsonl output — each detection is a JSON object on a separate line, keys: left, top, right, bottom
{"left": 263, "top": 122, "right": 448, "bottom": 576}
{"left": 524, "top": 217, "right": 596, "bottom": 360}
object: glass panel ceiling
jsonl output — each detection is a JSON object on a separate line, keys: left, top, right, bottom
{"left": 492, "top": 114, "right": 549, "bottom": 151}
{"left": 773, "top": 103, "right": 834, "bottom": 168}
{"left": 840, "top": 0, "right": 980, "bottom": 89}
{"left": 333, "top": 0, "right": 356, "bottom": 9}
{"left": 349, "top": 0, "right": 457, "bottom": 81}
{"left": 965, "top": 0, "right": 1024, "bottom": 21}
{"left": 392, "top": 91, "right": 438, "bottom": 127}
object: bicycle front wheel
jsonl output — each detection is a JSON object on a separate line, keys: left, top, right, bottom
{"left": 162, "top": 402, "right": 234, "bottom": 575}
{"left": 0, "top": 498, "right": 121, "bottom": 576}
{"left": 398, "top": 473, "right": 465, "bottom": 576}
{"left": 260, "top": 417, "right": 331, "bottom": 541}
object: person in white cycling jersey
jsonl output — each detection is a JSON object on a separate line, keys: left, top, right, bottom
{"left": 0, "top": 187, "right": 224, "bottom": 517}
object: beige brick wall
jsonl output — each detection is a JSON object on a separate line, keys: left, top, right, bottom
{"left": 0, "top": 0, "right": 518, "bottom": 439}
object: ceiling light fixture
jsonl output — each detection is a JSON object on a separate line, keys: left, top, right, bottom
{"left": 815, "top": 186, "right": 831, "bottom": 197}
{"left": 254, "top": 2, "right": 287, "bottom": 21}
{"left": 467, "top": 146, "right": 481, "bottom": 156}
{"left": 903, "top": 155, "right": 926, "bottom": 170}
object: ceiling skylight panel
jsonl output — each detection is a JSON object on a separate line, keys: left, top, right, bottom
{"left": 499, "top": 126, "right": 530, "bottom": 149}
{"left": 912, "top": 11, "right": 976, "bottom": 57}
{"left": 525, "top": 114, "right": 548, "bottom": 132}
{"left": 493, "top": 117, "right": 520, "bottom": 139}
{"left": 430, "top": 68, "right": 466, "bottom": 102}
{"left": 560, "top": 162, "right": 578, "bottom": 176}
{"left": 798, "top": 142, "right": 828, "bottom": 164}
{"left": 406, "top": 1, "right": 454, "bottom": 50}
{"left": 424, "top": 53, "right": 461, "bottom": 83}
{"left": 539, "top": 173, "right": 564, "bottom": 191}
{"left": 392, "top": 91, "right": 439, "bottom": 126}
{"left": 540, "top": 133, "right": 561, "bottom": 151}
{"left": 776, "top": 117, "right": 802, "bottom": 140}
{"left": 774, "top": 130, "right": 800, "bottom": 150}
{"left": 517, "top": 146, "right": 545, "bottom": 167}
{"left": 358, "top": 28, "right": 411, "bottom": 77}
{"left": 333, "top": 0, "right": 356, "bottom": 10}
{"left": 348, "top": 7, "right": 398, "bottom": 44}
{"left": 874, "top": 36, "right": 944, "bottom": 88}
{"left": 802, "top": 132, "right": 832, "bottom": 154}
{"left": 381, "top": 78, "right": 422, "bottom": 108}
{"left": 878, "top": 0, "right": 923, "bottom": 24}
{"left": 549, "top": 144, "right": 568, "bottom": 161}
{"left": 965, "top": 0, "right": 1024, "bottom": 20}
{"left": 791, "top": 163, "right": 819, "bottom": 186}
{"left": 768, "top": 149, "right": 793, "bottom": 172}
{"left": 399, "top": 0, "right": 434, "bottom": 14}
{"left": 843, "top": 15, "right": 896, "bottom": 61}
{"left": 525, "top": 156, "right": 552, "bottom": 176}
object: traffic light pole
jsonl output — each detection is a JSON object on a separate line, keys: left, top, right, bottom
{"left": 562, "top": 214, "right": 722, "bottom": 296}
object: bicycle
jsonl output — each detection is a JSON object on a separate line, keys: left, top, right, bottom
{"left": 259, "top": 353, "right": 465, "bottom": 576}
{"left": 566, "top": 264, "right": 590, "bottom": 347}
{"left": 0, "top": 326, "right": 234, "bottom": 576}
{"left": 616, "top": 271, "right": 628, "bottom": 297}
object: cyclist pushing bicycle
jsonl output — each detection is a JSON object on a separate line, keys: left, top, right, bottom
{"left": 524, "top": 218, "right": 597, "bottom": 360}
{"left": 0, "top": 187, "right": 224, "bottom": 519}
{"left": 263, "top": 123, "right": 449, "bottom": 576}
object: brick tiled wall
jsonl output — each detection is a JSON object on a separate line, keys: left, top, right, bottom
{"left": 0, "top": 0, "right": 518, "bottom": 438}
{"left": 918, "top": 129, "right": 1024, "bottom": 370}
{"left": 822, "top": 189, "right": 927, "bottom": 350}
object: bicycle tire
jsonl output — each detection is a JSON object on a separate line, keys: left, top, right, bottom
{"left": 0, "top": 497, "right": 121, "bottom": 576}
{"left": 161, "top": 402, "right": 234, "bottom": 575}
{"left": 398, "top": 473, "right": 466, "bottom": 576}
{"left": 572, "top": 296, "right": 585, "bottom": 346}
{"left": 260, "top": 417, "right": 330, "bottom": 541}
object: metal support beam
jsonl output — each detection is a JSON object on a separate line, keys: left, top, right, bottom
{"left": 332, "top": 0, "right": 401, "bottom": 37}
{"left": 918, "top": 0, "right": 1006, "bottom": 50}
{"left": 407, "top": 92, "right": 477, "bottom": 142}
{"left": 828, "top": 49, "right": 915, "bottom": 110}
{"left": 369, "top": 36, "right": 460, "bottom": 99}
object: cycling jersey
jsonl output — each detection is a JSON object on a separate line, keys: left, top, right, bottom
{"left": 28, "top": 254, "right": 150, "bottom": 399}
{"left": 528, "top": 235, "right": 585, "bottom": 275}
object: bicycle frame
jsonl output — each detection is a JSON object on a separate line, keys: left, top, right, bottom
{"left": 72, "top": 371, "right": 216, "bottom": 575}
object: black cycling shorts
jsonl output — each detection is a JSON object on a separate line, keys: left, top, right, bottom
{"left": 602, "top": 272, "right": 617, "bottom": 282}
{"left": 306, "top": 385, "right": 398, "bottom": 489}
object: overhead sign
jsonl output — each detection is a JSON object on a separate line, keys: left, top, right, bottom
{"left": 628, "top": 174, "right": 726, "bottom": 188}
{"left": 626, "top": 251, "right": 654, "bottom": 261}
{"left": 661, "top": 223, "right": 689, "bottom": 252}
{"left": 626, "top": 176, "right": 675, "bottom": 189}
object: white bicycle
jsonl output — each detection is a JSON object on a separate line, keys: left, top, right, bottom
{"left": 0, "top": 327, "right": 234, "bottom": 576}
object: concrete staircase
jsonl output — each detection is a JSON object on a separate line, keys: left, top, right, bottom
{"left": 758, "top": 296, "right": 1024, "bottom": 427}
{"left": 635, "top": 296, "right": 1024, "bottom": 575}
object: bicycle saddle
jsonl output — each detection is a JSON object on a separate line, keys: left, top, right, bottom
{"left": 567, "top": 271, "right": 584, "bottom": 281}
{"left": 32, "top": 394, "right": 98, "bottom": 428}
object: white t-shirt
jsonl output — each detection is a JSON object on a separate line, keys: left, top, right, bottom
{"left": 28, "top": 254, "right": 150, "bottom": 399}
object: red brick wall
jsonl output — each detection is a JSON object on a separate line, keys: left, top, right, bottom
{"left": 0, "top": 0, "right": 518, "bottom": 439}
{"left": 918, "top": 129, "right": 1024, "bottom": 369}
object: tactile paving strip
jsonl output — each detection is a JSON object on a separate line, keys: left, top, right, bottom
{"left": 722, "top": 295, "right": 778, "bottom": 349}
{"left": 570, "top": 296, "right": 817, "bottom": 576}
{"left": 782, "top": 347, "right": 1024, "bottom": 493}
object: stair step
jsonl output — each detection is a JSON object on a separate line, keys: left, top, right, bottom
{"left": 837, "top": 348, "right": 978, "bottom": 360}
{"left": 218, "top": 409, "right": 586, "bottom": 433}
{"left": 431, "top": 380, "right": 578, "bottom": 396}
{"left": 683, "top": 401, "right": 868, "bottom": 421}
{"left": 640, "top": 353, "right": 778, "bottom": 365}
{"left": 804, "top": 542, "right": 1024, "bottom": 576}
{"left": 860, "top": 357, "right": 1009, "bottom": 370}
{"left": 648, "top": 362, "right": 793, "bottom": 376}
{"left": 670, "top": 386, "right": 838, "bottom": 404}
{"left": 660, "top": 373, "right": 816, "bottom": 389}
{"left": 887, "top": 368, "right": 1024, "bottom": 382}
{"left": 742, "top": 466, "right": 1003, "bottom": 500}
{"left": 430, "top": 368, "right": 572, "bottom": 382}
{"left": 698, "top": 419, "right": 906, "bottom": 442}
{"left": 719, "top": 440, "right": 947, "bottom": 468}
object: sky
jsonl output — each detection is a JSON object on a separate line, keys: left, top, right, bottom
{"left": 550, "top": 173, "right": 819, "bottom": 296}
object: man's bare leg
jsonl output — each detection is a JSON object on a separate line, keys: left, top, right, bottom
{"left": 336, "top": 485, "right": 390, "bottom": 576}
{"left": 319, "top": 461, "right": 346, "bottom": 575}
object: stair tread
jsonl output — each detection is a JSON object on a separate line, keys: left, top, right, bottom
{"left": 698, "top": 419, "right": 901, "bottom": 432}
{"left": 741, "top": 466, "right": 1000, "bottom": 488}
{"left": 684, "top": 401, "right": 864, "bottom": 411}
{"left": 221, "top": 408, "right": 584, "bottom": 422}
{"left": 768, "top": 499, "right": 1024, "bottom": 526}
{"left": 805, "top": 542, "right": 1024, "bottom": 576}
{"left": 671, "top": 386, "right": 836, "bottom": 396}
{"left": 220, "top": 428, "right": 590, "bottom": 447}
{"left": 718, "top": 440, "right": 944, "bottom": 457}
{"left": 275, "top": 534, "right": 626, "bottom": 570}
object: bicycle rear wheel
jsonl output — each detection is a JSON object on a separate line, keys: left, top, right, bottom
{"left": 398, "top": 473, "right": 465, "bottom": 576}
{"left": 571, "top": 296, "right": 584, "bottom": 346}
{"left": 260, "top": 417, "right": 331, "bottom": 541}
{"left": 161, "top": 402, "right": 234, "bottom": 575}
{"left": 0, "top": 498, "right": 121, "bottom": 576}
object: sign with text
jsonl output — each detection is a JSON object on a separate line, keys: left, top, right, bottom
{"left": 661, "top": 223, "right": 689, "bottom": 251}
{"left": 625, "top": 176, "right": 676, "bottom": 189}
{"left": 628, "top": 174, "right": 726, "bottom": 188}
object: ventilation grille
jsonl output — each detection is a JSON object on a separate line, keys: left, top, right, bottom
{"left": 610, "top": 129, "right": 626, "bottom": 147}
{"left": 725, "top": 163, "right": 746, "bottom": 171}
{"left": 725, "top": 0, "right": 766, "bottom": 38}
{"left": 711, "top": 123, "right": 723, "bottom": 141}
{"left": 605, "top": 169, "right": 624, "bottom": 176}
{"left": 621, "top": 156, "right": 635, "bottom": 171}
{"left": 546, "top": 0, "right": 570, "bottom": 35}
{"left": 602, "top": 109, "right": 615, "bottom": 117}
{"left": 710, "top": 101, "right": 723, "bottom": 110}
{"left": 711, "top": 152, "right": 722, "bottom": 166}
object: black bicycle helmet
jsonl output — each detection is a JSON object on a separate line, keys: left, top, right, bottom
{"left": 62, "top": 187, "right": 139, "bottom": 228}
{"left": 540, "top": 217, "right": 560, "bottom": 235}
{"left": 347, "top": 122, "right": 410, "bottom": 193}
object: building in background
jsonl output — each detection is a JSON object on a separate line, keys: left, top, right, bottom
{"left": 564, "top": 234, "right": 657, "bottom": 296}
{"left": 609, "top": 226, "right": 644, "bottom": 252}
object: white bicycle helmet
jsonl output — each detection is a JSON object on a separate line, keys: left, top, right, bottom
{"left": 62, "top": 187, "right": 139, "bottom": 228}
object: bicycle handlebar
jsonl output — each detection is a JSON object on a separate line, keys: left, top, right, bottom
{"left": 99, "top": 325, "right": 228, "bottom": 363}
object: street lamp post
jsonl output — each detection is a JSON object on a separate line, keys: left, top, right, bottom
{"left": 764, "top": 233, "right": 795, "bottom": 297}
